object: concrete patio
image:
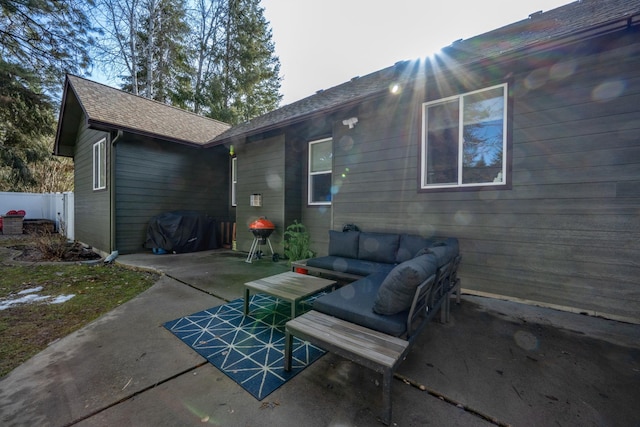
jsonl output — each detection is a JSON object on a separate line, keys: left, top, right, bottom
{"left": 1, "top": 248, "right": 638, "bottom": 426}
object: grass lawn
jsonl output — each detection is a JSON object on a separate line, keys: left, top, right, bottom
{"left": 0, "top": 238, "right": 159, "bottom": 378}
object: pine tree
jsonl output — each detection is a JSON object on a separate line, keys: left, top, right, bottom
{"left": 205, "top": 0, "right": 281, "bottom": 124}
{"left": 117, "top": 0, "right": 193, "bottom": 104}
{"left": 0, "top": 0, "right": 94, "bottom": 191}
{"left": 94, "top": 0, "right": 282, "bottom": 123}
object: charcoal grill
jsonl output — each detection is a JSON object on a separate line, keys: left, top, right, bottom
{"left": 245, "top": 217, "right": 280, "bottom": 263}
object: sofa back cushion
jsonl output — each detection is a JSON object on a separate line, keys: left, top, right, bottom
{"left": 328, "top": 230, "right": 360, "bottom": 259}
{"left": 358, "top": 232, "right": 399, "bottom": 263}
{"left": 396, "top": 234, "right": 435, "bottom": 263}
{"left": 373, "top": 253, "right": 438, "bottom": 315}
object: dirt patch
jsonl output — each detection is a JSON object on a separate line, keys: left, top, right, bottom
{"left": 12, "top": 242, "right": 101, "bottom": 262}
{"left": 1, "top": 234, "right": 101, "bottom": 262}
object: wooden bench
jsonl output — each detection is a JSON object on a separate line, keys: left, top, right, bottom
{"left": 285, "top": 273, "right": 443, "bottom": 425}
{"left": 285, "top": 310, "right": 409, "bottom": 425}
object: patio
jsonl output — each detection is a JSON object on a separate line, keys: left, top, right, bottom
{"left": 0, "top": 248, "right": 638, "bottom": 426}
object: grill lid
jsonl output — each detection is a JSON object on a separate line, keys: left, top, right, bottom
{"left": 249, "top": 217, "right": 275, "bottom": 230}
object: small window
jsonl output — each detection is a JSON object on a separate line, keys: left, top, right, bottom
{"left": 93, "top": 138, "right": 106, "bottom": 190}
{"left": 421, "top": 84, "right": 507, "bottom": 189}
{"left": 308, "top": 138, "right": 332, "bottom": 205}
{"left": 231, "top": 157, "right": 237, "bottom": 207}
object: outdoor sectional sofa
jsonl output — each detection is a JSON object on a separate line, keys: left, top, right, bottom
{"left": 286, "top": 230, "right": 461, "bottom": 425}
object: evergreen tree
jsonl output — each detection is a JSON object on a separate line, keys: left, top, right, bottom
{"left": 0, "top": 0, "right": 95, "bottom": 89}
{"left": 115, "top": 0, "right": 193, "bottom": 104}
{"left": 93, "top": 0, "right": 282, "bottom": 122}
{"left": 0, "top": 61, "right": 55, "bottom": 191}
{"left": 206, "top": 0, "right": 281, "bottom": 124}
{"left": 137, "top": 0, "right": 193, "bottom": 104}
{"left": 0, "top": 0, "right": 94, "bottom": 191}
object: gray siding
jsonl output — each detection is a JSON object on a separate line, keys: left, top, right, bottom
{"left": 235, "top": 135, "right": 286, "bottom": 254}
{"left": 329, "top": 32, "right": 640, "bottom": 322}
{"left": 235, "top": 131, "right": 332, "bottom": 259}
{"left": 73, "top": 120, "right": 111, "bottom": 254}
{"left": 288, "top": 128, "right": 332, "bottom": 257}
{"left": 115, "top": 137, "right": 229, "bottom": 254}
{"left": 301, "top": 141, "right": 333, "bottom": 257}
{"left": 283, "top": 131, "right": 303, "bottom": 236}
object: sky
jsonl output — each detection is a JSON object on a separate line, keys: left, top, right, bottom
{"left": 261, "top": 0, "right": 574, "bottom": 105}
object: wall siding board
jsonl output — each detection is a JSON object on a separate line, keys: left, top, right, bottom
{"left": 73, "top": 120, "right": 111, "bottom": 253}
{"left": 513, "top": 163, "right": 639, "bottom": 185}
{"left": 325, "top": 30, "right": 640, "bottom": 321}
{"left": 115, "top": 138, "right": 229, "bottom": 254}
{"left": 332, "top": 198, "right": 640, "bottom": 216}
{"left": 283, "top": 130, "right": 303, "bottom": 243}
{"left": 235, "top": 136, "right": 286, "bottom": 254}
{"left": 513, "top": 130, "right": 638, "bottom": 158}
{"left": 466, "top": 275, "right": 639, "bottom": 321}
{"left": 513, "top": 112, "right": 639, "bottom": 144}
{"left": 465, "top": 239, "right": 639, "bottom": 268}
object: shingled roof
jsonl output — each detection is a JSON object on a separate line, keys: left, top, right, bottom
{"left": 207, "top": 0, "right": 640, "bottom": 146}
{"left": 56, "top": 75, "right": 230, "bottom": 149}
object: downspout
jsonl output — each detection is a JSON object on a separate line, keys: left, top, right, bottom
{"left": 107, "top": 130, "right": 123, "bottom": 262}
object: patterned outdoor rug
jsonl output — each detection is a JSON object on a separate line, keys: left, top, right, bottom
{"left": 164, "top": 294, "right": 325, "bottom": 400}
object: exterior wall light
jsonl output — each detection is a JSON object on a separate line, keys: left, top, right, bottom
{"left": 250, "top": 194, "right": 262, "bottom": 207}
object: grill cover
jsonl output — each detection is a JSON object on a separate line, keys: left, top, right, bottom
{"left": 144, "top": 211, "right": 218, "bottom": 253}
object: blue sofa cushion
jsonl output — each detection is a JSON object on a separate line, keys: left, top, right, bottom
{"left": 306, "top": 256, "right": 395, "bottom": 277}
{"left": 328, "top": 230, "right": 359, "bottom": 259}
{"left": 373, "top": 254, "right": 439, "bottom": 315}
{"left": 358, "top": 232, "right": 399, "bottom": 264}
{"left": 396, "top": 234, "right": 436, "bottom": 263}
{"left": 313, "top": 272, "right": 408, "bottom": 337}
{"left": 418, "top": 238, "right": 459, "bottom": 267}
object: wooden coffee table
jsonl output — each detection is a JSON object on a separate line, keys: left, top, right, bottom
{"left": 244, "top": 271, "right": 336, "bottom": 319}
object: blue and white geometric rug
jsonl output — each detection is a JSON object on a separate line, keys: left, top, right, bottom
{"left": 164, "top": 294, "right": 325, "bottom": 400}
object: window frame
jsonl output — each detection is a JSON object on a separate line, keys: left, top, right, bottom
{"left": 308, "top": 137, "right": 333, "bottom": 206}
{"left": 420, "top": 83, "right": 509, "bottom": 191}
{"left": 231, "top": 156, "right": 237, "bottom": 207}
{"left": 92, "top": 138, "right": 107, "bottom": 191}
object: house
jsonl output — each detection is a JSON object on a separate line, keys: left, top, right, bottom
{"left": 205, "top": 0, "right": 640, "bottom": 323}
{"left": 54, "top": 75, "right": 233, "bottom": 255}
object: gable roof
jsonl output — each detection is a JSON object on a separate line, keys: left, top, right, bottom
{"left": 207, "top": 0, "right": 640, "bottom": 146}
{"left": 55, "top": 75, "right": 230, "bottom": 155}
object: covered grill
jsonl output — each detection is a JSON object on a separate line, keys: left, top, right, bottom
{"left": 249, "top": 217, "right": 275, "bottom": 238}
{"left": 246, "top": 217, "right": 279, "bottom": 263}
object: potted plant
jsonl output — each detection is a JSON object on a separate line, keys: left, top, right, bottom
{"left": 283, "top": 220, "right": 314, "bottom": 271}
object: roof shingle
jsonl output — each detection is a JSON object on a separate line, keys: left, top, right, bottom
{"left": 207, "top": 0, "right": 640, "bottom": 146}
{"left": 67, "top": 75, "right": 230, "bottom": 145}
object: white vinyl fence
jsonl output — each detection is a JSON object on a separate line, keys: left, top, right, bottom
{"left": 0, "top": 192, "right": 74, "bottom": 239}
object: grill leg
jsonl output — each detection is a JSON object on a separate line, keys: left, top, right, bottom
{"left": 245, "top": 238, "right": 259, "bottom": 263}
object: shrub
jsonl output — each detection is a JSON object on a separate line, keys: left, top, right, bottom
{"left": 283, "top": 220, "right": 314, "bottom": 264}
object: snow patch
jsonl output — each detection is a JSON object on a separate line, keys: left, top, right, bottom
{"left": 0, "top": 289, "right": 76, "bottom": 310}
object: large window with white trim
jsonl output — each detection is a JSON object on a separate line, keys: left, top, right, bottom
{"left": 308, "top": 138, "right": 332, "bottom": 205}
{"left": 421, "top": 84, "right": 507, "bottom": 189}
{"left": 93, "top": 138, "right": 106, "bottom": 190}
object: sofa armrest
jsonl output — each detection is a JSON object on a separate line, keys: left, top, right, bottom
{"left": 291, "top": 259, "right": 364, "bottom": 281}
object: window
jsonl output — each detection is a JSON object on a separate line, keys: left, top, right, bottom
{"left": 93, "top": 138, "right": 106, "bottom": 190}
{"left": 308, "top": 138, "right": 332, "bottom": 205}
{"left": 421, "top": 84, "right": 507, "bottom": 189}
{"left": 231, "top": 157, "right": 237, "bottom": 207}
